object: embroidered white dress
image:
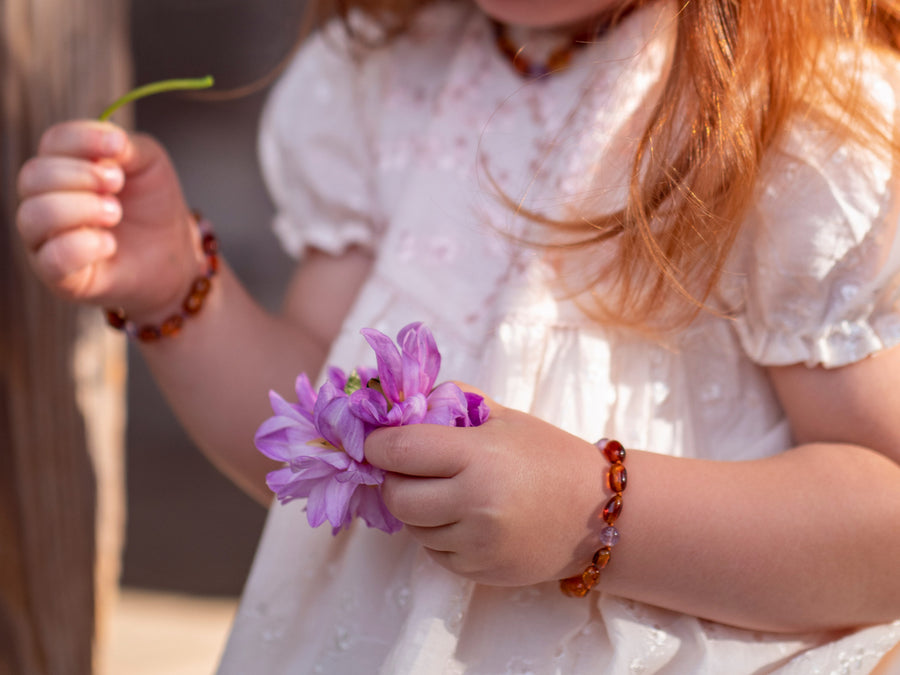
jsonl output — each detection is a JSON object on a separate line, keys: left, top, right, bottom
{"left": 218, "top": 2, "right": 900, "bottom": 672}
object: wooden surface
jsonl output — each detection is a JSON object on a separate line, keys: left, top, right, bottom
{"left": 0, "top": 1, "right": 132, "bottom": 673}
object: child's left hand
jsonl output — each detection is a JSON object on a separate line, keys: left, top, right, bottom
{"left": 364, "top": 387, "right": 609, "bottom": 587}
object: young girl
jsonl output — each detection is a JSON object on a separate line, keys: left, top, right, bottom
{"left": 15, "top": 0, "right": 900, "bottom": 671}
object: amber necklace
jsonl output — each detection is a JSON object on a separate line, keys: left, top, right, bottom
{"left": 491, "top": 6, "right": 639, "bottom": 79}
{"left": 492, "top": 21, "right": 595, "bottom": 78}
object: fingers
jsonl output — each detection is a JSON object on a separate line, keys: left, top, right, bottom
{"left": 32, "top": 227, "right": 117, "bottom": 289}
{"left": 365, "top": 424, "right": 476, "bottom": 477}
{"left": 18, "top": 156, "right": 125, "bottom": 199}
{"left": 37, "top": 120, "right": 127, "bottom": 160}
{"left": 18, "top": 191, "right": 121, "bottom": 250}
{"left": 33, "top": 120, "right": 156, "bottom": 177}
{"left": 18, "top": 124, "right": 129, "bottom": 253}
{"left": 381, "top": 474, "right": 462, "bottom": 527}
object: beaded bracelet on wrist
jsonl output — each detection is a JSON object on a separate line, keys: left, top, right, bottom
{"left": 560, "top": 437, "right": 627, "bottom": 598}
{"left": 104, "top": 212, "right": 219, "bottom": 342}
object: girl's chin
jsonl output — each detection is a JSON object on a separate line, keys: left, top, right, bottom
{"left": 473, "top": 0, "right": 621, "bottom": 29}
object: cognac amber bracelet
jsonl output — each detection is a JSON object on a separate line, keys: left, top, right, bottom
{"left": 560, "top": 437, "right": 627, "bottom": 598}
{"left": 104, "top": 213, "right": 219, "bottom": 342}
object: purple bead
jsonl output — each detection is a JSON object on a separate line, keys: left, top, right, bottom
{"left": 599, "top": 526, "right": 620, "bottom": 547}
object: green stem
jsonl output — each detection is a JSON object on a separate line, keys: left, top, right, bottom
{"left": 98, "top": 75, "right": 215, "bottom": 121}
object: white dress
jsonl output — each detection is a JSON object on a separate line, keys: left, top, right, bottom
{"left": 218, "top": 2, "right": 900, "bottom": 672}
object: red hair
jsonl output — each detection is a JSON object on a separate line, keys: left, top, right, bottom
{"left": 305, "top": 0, "right": 900, "bottom": 330}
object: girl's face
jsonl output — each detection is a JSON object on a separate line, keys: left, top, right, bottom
{"left": 473, "top": 0, "right": 632, "bottom": 28}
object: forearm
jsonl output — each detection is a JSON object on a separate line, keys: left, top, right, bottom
{"left": 602, "top": 442, "right": 900, "bottom": 632}
{"left": 138, "top": 261, "right": 328, "bottom": 504}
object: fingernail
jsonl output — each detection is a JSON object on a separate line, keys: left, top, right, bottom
{"left": 102, "top": 131, "right": 126, "bottom": 156}
{"left": 100, "top": 197, "right": 121, "bottom": 221}
{"left": 99, "top": 164, "right": 125, "bottom": 191}
{"left": 96, "top": 231, "right": 117, "bottom": 256}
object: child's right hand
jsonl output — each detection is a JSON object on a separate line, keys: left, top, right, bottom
{"left": 16, "top": 120, "right": 204, "bottom": 322}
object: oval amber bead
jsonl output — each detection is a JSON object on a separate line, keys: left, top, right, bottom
{"left": 608, "top": 463, "right": 627, "bottom": 493}
{"left": 201, "top": 233, "right": 218, "bottom": 256}
{"left": 560, "top": 576, "right": 590, "bottom": 598}
{"left": 581, "top": 565, "right": 601, "bottom": 588}
{"left": 602, "top": 494, "right": 623, "bottom": 525}
{"left": 105, "top": 308, "right": 127, "bottom": 330}
{"left": 191, "top": 276, "right": 212, "bottom": 297}
{"left": 592, "top": 547, "right": 611, "bottom": 569}
{"left": 546, "top": 49, "right": 573, "bottom": 72}
{"left": 160, "top": 315, "right": 184, "bottom": 337}
{"left": 183, "top": 292, "right": 203, "bottom": 315}
{"left": 601, "top": 439, "right": 626, "bottom": 464}
{"left": 137, "top": 325, "right": 161, "bottom": 342}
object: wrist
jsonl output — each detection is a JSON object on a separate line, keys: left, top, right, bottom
{"left": 105, "top": 211, "right": 219, "bottom": 341}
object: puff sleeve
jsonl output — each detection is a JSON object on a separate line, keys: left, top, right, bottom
{"left": 258, "top": 20, "right": 386, "bottom": 259}
{"left": 729, "top": 68, "right": 900, "bottom": 369}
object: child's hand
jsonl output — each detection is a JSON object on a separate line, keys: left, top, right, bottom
{"left": 16, "top": 120, "right": 202, "bottom": 321}
{"left": 365, "top": 389, "right": 609, "bottom": 587}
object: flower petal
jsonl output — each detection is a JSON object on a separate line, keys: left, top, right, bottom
{"left": 348, "top": 388, "right": 391, "bottom": 426}
{"left": 325, "top": 366, "right": 348, "bottom": 391}
{"left": 464, "top": 392, "right": 491, "bottom": 427}
{"left": 294, "top": 373, "right": 318, "bottom": 416}
{"left": 323, "top": 476, "right": 358, "bottom": 533}
{"left": 304, "top": 480, "right": 331, "bottom": 529}
{"left": 350, "top": 486, "right": 403, "bottom": 534}
{"left": 266, "top": 467, "right": 311, "bottom": 503}
{"left": 422, "top": 382, "right": 469, "bottom": 426}
{"left": 254, "top": 415, "right": 320, "bottom": 462}
{"left": 397, "top": 322, "right": 441, "bottom": 393}
{"left": 360, "top": 328, "right": 403, "bottom": 401}
{"left": 391, "top": 393, "right": 428, "bottom": 426}
{"left": 267, "top": 390, "right": 311, "bottom": 424}
{"left": 315, "top": 387, "right": 366, "bottom": 461}
{"left": 336, "top": 459, "right": 385, "bottom": 486}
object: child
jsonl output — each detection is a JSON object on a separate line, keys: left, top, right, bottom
{"left": 15, "top": 0, "right": 900, "bottom": 672}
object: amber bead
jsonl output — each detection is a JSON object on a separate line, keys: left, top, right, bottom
{"left": 192, "top": 276, "right": 212, "bottom": 297}
{"left": 608, "top": 462, "right": 627, "bottom": 493}
{"left": 512, "top": 57, "right": 531, "bottom": 76}
{"left": 581, "top": 565, "right": 601, "bottom": 588}
{"left": 137, "top": 325, "right": 161, "bottom": 342}
{"left": 160, "top": 315, "right": 184, "bottom": 337}
{"left": 592, "top": 547, "right": 611, "bottom": 569}
{"left": 602, "top": 494, "right": 623, "bottom": 525}
{"left": 182, "top": 277, "right": 210, "bottom": 315}
{"left": 202, "top": 233, "right": 218, "bottom": 256}
{"left": 208, "top": 253, "right": 219, "bottom": 274}
{"left": 560, "top": 576, "right": 590, "bottom": 598}
{"left": 546, "top": 49, "right": 573, "bottom": 72}
{"left": 601, "top": 439, "right": 626, "bottom": 464}
{"left": 105, "top": 309, "right": 127, "bottom": 330}
{"left": 183, "top": 293, "right": 203, "bottom": 315}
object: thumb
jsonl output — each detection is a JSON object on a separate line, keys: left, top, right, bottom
{"left": 113, "top": 130, "right": 172, "bottom": 179}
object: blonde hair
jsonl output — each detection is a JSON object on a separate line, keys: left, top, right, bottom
{"left": 305, "top": 0, "right": 900, "bottom": 331}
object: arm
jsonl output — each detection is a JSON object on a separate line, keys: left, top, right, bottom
{"left": 364, "top": 344, "right": 900, "bottom": 633}
{"left": 16, "top": 120, "right": 370, "bottom": 504}
{"left": 138, "top": 248, "right": 371, "bottom": 504}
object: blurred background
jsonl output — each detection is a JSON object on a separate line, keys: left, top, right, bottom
{"left": 110, "top": 1, "right": 305, "bottom": 671}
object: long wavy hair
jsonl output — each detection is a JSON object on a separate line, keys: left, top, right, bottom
{"left": 302, "top": 0, "right": 900, "bottom": 331}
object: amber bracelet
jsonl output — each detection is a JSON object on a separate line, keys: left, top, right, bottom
{"left": 560, "top": 437, "right": 627, "bottom": 598}
{"left": 104, "top": 213, "right": 219, "bottom": 342}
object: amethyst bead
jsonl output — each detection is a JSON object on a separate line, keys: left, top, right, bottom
{"left": 599, "top": 526, "right": 620, "bottom": 547}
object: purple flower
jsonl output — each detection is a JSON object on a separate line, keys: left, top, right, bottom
{"left": 254, "top": 322, "right": 489, "bottom": 536}
{"left": 351, "top": 322, "right": 487, "bottom": 428}
{"left": 255, "top": 377, "right": 402, "bottom": 534}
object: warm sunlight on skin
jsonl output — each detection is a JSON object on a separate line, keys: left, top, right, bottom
{"left": 473, "top": 0, "right": 636, "bottom": 27}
